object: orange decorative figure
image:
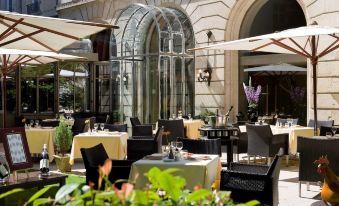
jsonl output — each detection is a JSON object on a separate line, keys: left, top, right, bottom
{"left": 314, "top": 156, "right": 339, "bottom": 206}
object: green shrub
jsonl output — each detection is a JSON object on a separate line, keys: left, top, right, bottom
{"left": 8, "top": 165, "right": 260, "bottom": 206}
{"left": 55, "top": 116, "right": 73, "bottom": 156}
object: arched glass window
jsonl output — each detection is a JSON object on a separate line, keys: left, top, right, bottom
{"left": 111, "top": 4, "right": 195, "bottom": 123}
{"left": 59, "top": 62, "right": 90, "bottom": 113}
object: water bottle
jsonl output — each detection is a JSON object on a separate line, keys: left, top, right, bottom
{"left": 40, "top": 144, "right": 49, "bottom": 176}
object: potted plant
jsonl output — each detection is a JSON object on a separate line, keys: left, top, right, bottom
{"left": 54, "top": 116, "right": 73, "bottom": 172}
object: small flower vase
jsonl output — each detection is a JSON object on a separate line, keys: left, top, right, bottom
{"left": 247, "top": 106, "right": 258, "bottom": 122}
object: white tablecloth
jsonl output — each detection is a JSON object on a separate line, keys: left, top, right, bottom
{"left": 239, "top": 125, "right": 314, "bottom": 155}
{"left": 70, "top": 132, "right": 128, "bottom": 165}
{"left": 129, "top": 154, "right": 220, "bottom": 190}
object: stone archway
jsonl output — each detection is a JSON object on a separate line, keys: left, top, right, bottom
{"left": 224, "top": 0, "right": 308, "bottom": 117}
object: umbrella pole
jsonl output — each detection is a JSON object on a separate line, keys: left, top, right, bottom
{"left": 311, "top": 36, "right": 317, "bottom": 135}
{"left": 312, "top": 60, "right": 317, "bottom": 135}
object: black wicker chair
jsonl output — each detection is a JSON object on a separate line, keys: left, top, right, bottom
{"left": 130, "top": 117, "right": 153, "bottom": 138}
{"left": 297, "top": 136, "right": 339, "bottom": 197}
{"left": 104, "top": 123, "right": 127, "bottom": 132}
{"left": 220, "top": 155, "right": 282, "bottom": 206}
{"left": 72, "top": 117, "right": 96, "bottom": 136}
{"left": 319, "top": 126, "right": 337, "bottom": 136}
{"left": 127, "top": 126, "right": 163, "bottom": 160}
{"left": 246, "top": 124, "right": 289, "bottom": 165}
{"left": 41, "top": 120, "right": 60, "bottom": 127}
{"left": 307, "top": 119, "right": 334, "bottom": 128}
{"left": 231, "top": 126, "right": 248, "bottom": 161}
{"left": 177, "top": 138, "right": 221, "bottom": 156}
{"left": 80, "top": 143, "right": 135, "bottom": 189}
{"left": 158, "top": 119, "right": 184, "bottom": 145}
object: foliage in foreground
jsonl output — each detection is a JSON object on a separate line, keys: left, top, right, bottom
{"left": 0, "top": 160, "right": 260, "bottom": 206}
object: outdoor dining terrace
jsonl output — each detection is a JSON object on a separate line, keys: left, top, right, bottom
{"left": 1, "top": 113, "right": 338, "bottom": 206}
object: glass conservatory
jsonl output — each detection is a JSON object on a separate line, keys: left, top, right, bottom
{"left": 111, "top": 4, "right": 195, "bottom": 123}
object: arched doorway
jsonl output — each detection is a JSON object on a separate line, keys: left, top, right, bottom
{"left": 236, "top": 0, "right": 307, "bottom": 123}
{"left": 111, "top": 4, "right": 195, "bottom": 123}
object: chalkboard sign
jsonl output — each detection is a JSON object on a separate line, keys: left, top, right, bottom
{"left": 1, "top": 128, "right": 33, "bottom": 171}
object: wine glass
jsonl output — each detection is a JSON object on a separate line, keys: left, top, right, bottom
{"left": 176, "top": 141, "right": 183, "bottom": 152}
{"left": 30, "top": 119, "right": 34, "bottom": 128}
{"left": 35, "top": 120, "right": 40, "bottom": 127}
{"left": 172, "top": 113, "right": 176, "bottom": 120}
{"left": 188, "top": 113, "right": 192, "bottom": 120}
{"left": 93, "top": 123, "right": 98, "bottom": 133}
{"left": 100, "top": 123, "right": 105, "bottom": 131}
{"left": 332, "top": 127, "right": 337, "bottom": 136}
{"left": 171, "top": 141, "right": 177, "bottom": 151}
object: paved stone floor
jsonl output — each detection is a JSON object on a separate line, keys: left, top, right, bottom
{"left": 0, "top": 144, "right": 325, "bottom": 205}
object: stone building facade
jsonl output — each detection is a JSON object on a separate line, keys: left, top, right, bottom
{"left": 2, "top": 0, "right": 339, "bottom": 124}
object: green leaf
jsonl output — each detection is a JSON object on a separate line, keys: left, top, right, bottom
{"left": 157, "top": 173, "right": 180, "bottom": 202}
{"left": 132, "top": 190, "right": 149, "bottom": 205}
{"left": 65, "top": 199, "right": 84, "bottom": 206}
{"left": 32, "top": 198, "right": 53, "bottom": 206}
{"left": 162, "top": 168, "right": 181, "bottom": 174}
{"left": 54, "top": 183, "right": 79, "bottom": 203}
{"left": 26, "top": 185, "right": 57, "bottom": 205}
{"left": 96, "top": 191, "right": 116, "bottom": 199}
{"left": 186, "top": 189, "right": 211, "bottom": 202}
{"left": 0, "top": 188, "right": 24, "bottom": 199}
{"left": 244, "top": 200, "right": 261, "bottom": 206}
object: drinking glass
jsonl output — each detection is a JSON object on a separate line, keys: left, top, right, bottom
{"left": 188, "top": 113, "right": 191, "bottom": 120}
{"left": 332, "top": 127, "right": 337, "bottom": 136}
{"left": 100, "top": 123, "right": 105, "bottom": 131}
{"left": 93, "top": 123, "right": 98, "bottom": 133}
{"left": 35, "top": 120, "right": 40, "bottom": 127}
{"left": 171, "top": 141, "right": 177, "bottom": 150}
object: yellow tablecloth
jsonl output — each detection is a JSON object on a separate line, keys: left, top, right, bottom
{"left": 70, "top": 132, "right": 128, "bottom": 165}
{"left": 129, "top": 154, "right": 220, "bottom": 190}
{"left": 25, "top": 128, "right": 56, "bottom": 162}
{"left": 272, "top": 126, "right": 314, "bottom": 155}
{"left": 184, "top": 120, "right": 204, "bottom": 139}
{"left": 239, "top": 125, "right": 314, "bottom": 155}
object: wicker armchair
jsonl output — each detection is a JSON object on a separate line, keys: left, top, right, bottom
{"left": 297, "top": 136, "right": 339, "bottom": 197}
{"left": 158, "top": 119, "right": 184, "bottom": 145}
{"left": 246, "top": 124, "right": 289, "bottom": 165}
{"left": 130, "top": 117, "right": 153, "bottom": 138}
{"left": 80, "top": 143, "right": 135, "bottom": 189}
{"left": 220, "top": 155, "right": 282, "bottom": 206}
{"left": 104, "top": 123, "right": 127, "bottom": 132}
{"left": 127, "top": 126, "right": 163, "bottom": 160}
{"left": 307, "top": 119, "right": 334, "bottom": 128}
{"left": 177, "top": 138, "right": 221, "bottom": 156}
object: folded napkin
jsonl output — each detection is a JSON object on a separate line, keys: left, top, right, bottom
{"left": 186, "top": 155, "right": 211, "bottom": 161}
{"left": 143, "top": 155, "right": 163, "bottom": 160}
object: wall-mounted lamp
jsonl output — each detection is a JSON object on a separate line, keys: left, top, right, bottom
{"left": 197, "top": 67, "right": 212, "bottom": 86}
{"left": 197, "top": 30, "right": 213, "bottom": 86}
{"left": 116, "top": 72, "right": 128, "bottom": 88}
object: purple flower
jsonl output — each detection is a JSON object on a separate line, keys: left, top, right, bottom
{"left": 243, "top": 82, "right": 262, "bottom": 108}
{"left": 290, "top": 86, "right": 305, "bottom": 104}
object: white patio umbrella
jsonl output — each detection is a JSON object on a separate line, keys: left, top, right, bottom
{"left": 0, "top": 48, "right": 85, "bottom": 127}
{"left": 0, "top": 10, "right": 116, "bottom": 52}
{"left": 191, "top": 23, "right": 339, "bottom": 134}
{"left": 244, "top": 63, "right": 306, "bottom": 75}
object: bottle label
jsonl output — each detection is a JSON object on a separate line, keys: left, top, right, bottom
{"left": 0, "top": 164, "right": 9, "bottom": 177}
{"left": 40, "top": 159, "right": 49, "bottom": 170}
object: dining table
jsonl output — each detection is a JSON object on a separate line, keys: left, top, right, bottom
{"left": 25, "top": 127, "right": 56, "bottom": 162}
{"left": 69, "top": 131, "right": 128, "bottom": 165}
{"left": 129, "top": 154, "right": 221, "bottom": 190}
{"left": 184, "top": 119, "right": 204, "bottom": 139}
{"left": 239, "top": 125, "right": 314, "bottom": 155}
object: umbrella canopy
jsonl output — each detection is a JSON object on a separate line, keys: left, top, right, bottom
{"left": 191, "top": 23, "right": 339, "bottom": 134}
{"left": 244, "top": 63, "right": 306, "bottom": 76}
{"left": 0, "top": 48, "right": 85, "bottom": 127}
{"left": 0, "top": 10, "right": 116, "bottom": 52}
{"left": 0, "top": 48, "right": 84, "bottom": 70}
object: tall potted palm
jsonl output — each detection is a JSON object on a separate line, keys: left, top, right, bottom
{"left": 54, "top": 116, "right": 73, "bottom": 172}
